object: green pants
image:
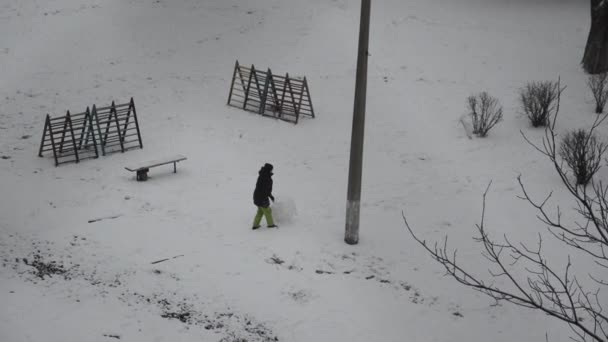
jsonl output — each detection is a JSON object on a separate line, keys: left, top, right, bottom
{"left": 253, "top": 206, "right": 274, "bottom": 226}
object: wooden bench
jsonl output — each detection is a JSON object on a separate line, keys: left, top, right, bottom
{"left": 125, "top": 155, "right": 187, "bottom": 181}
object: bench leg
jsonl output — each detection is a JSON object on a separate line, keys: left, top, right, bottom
{"left": 136, "top": 168, "right": 149, "bottom": 181}
{"left": 174, "top": 162, "right": 176, "bottom": 173}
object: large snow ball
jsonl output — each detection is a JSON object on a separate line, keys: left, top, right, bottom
{"left": 272, "top": 196, "right": 297, "bottom": 224}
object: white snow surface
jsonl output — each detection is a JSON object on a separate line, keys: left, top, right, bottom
{"left": 0, "top": 0, "right": 600, "bottom": 341}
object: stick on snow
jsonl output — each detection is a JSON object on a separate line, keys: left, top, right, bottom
{"left": 150, "top": 254, "right": 184, "bottom": 264}
{"left": 88, "top": 214, "right": 123, "bottom": 223}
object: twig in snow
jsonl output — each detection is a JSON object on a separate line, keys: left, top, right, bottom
{"left": 103, "top": 334, "right": 121, "bottom": 339}
{"left": 150, "top": 254, "right": 184, "bottom": 265}
{"left": 88, "top": 214, "right": 123, "bottom": 223}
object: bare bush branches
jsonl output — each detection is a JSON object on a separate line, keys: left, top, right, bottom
{"left": 403, "top": 182, "right": 608, "bottom": 342}
{"left": 520, "top": 81, "right": 562, "bottom": 127}
{"left": 405, "top": 79, "right": 608, "bottom": 342}
{"left": 559, "top": 129, "right": 608, "bottom": 185}
{"left": 403, "top": 197, "right": 607, "bottom": 342}
{"left": 467, "top": 92, "right": 503, "bottom": 137}
{"left": 588, "top": 73, "right": 608, "bottom": 114}
{"left": 519, "top": 96, "right": 608, "bottom": 267}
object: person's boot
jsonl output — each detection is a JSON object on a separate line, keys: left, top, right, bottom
{"left": 252, "top": 225, "right": 261, "bottom": 230}
{"left": 267, "top": 224, "right": 278, "bottom": 228}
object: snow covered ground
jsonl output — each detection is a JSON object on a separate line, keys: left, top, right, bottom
{"left": 0, "top": 0, "right": 598, "bottom": 341}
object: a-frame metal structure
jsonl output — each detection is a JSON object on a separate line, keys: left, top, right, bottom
{"left": 91, "top": 97, "right": 143, "bottom": 156}
{"left": 38, "top": 108, "right": 99, "bottom": 166}
{"left": 38, "top": 98, "right": 143, "bottom": 166}
{"left": 227, "top": 60, "right": 315, "bottom": 124}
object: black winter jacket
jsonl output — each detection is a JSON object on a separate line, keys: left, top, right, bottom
{"left": 253, "top": 167, "right": 273, "bottom": 207}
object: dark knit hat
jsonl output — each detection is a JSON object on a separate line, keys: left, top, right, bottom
{"left": 263, "top": 163, "right": 273, "bottom": 171}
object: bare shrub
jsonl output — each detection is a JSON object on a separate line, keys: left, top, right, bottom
{"left": 559, "top": 129, "right": 607, "bottom": 185}
{"left": 588, "top": 73, "right": 608, "bottom": 114}
{"left": 467, "top": 92, "right": 503, "bottom": 137}
{"left": 520, "top": 80, "right": 562, "bottom": 127}
{"left": 404, "top": 79, "right": 608, "bottom": 342}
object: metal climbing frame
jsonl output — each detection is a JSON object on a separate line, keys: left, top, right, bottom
{"left": 227, "top": 60, "right": 315, "bottom": 124}
{"left": 91, "top": 98, "right": 143, "bottom": 156}
{"left": 38, "top": 98, "right": 143, "bottom": 166}
{"left": 38, "top": 108, "right": 99, "bottom": 166}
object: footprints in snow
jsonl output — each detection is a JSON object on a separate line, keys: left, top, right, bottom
{"left": 265, "top": 252, "right": 439, "bottom": 307}
{"left": 284, "top": 288, "right": 315, "bottom": 304}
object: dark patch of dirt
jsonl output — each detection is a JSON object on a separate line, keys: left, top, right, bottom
{"left": 161, "top": 311, "right": 191, "bottom": 323}
{"left": 267, "top": 255, "right": 284, "bottom": 265}
{"left": 122, "top": 292, "right": 279, "bottom": 341}
{"left": 1, "top": 234, "right": 279, "bottom": 341}
{"left": 315, "top": 269, "right": 334, "bottom": 274}
{"left": 20, "top": 254, "right": 70, "bottom": 279}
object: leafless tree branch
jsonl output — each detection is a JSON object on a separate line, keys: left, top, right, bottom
{"left": 403, "top": 78, "right": 608, "bottom": 342}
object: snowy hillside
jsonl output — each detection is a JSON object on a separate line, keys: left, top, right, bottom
{"left": 0, "top": 0, "right": 597, "bottom": 341}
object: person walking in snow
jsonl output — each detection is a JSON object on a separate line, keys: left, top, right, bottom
{"left": 252, "top": 163, "right": 277, "bottom": 229}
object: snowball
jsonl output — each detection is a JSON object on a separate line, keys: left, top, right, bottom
{"left": 271, "top": 196, "right": 297, "bottom": 224}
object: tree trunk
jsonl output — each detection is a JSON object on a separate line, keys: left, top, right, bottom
{"left": 582, "top": 0, "right": 608, "bottom": 74}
